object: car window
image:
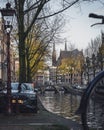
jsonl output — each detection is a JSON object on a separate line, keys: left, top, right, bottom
{"left": 11, "top": 83, "right": 34, "bottom": 91}
{"left": 22, "top": 83, "right": 34, "bottom": 91}
{"left": 11, "top": 83, "right": 19, "bottom": 90}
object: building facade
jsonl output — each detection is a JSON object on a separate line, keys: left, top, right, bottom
{"left": 51, "top": 42, "right": 84, "bottom": 85}
{"left": 0, "top": 19, "right": 7, "bottom": 82}
{"left": 0, "top": 19, "right": 19, "bottom": 83}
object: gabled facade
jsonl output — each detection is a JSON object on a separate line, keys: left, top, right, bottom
{"left": 51, "top": 42, "right": 84, "bottom": 85}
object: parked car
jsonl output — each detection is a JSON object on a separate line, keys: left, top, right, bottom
{"left": 0, "top": 82, "right": 38, "bottom": 113}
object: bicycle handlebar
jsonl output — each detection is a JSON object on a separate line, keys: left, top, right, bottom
{"left": 89, "top": 13, "right": 104, "bottom": 19}
{"left": 89, "top": 13, "right": 104, "bottom": 27}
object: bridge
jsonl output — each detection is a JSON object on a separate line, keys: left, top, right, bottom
{"left": 38, "top": 84, "right": 72, "bottom": 94}
{"left": 36, "top": 83, "right": 82, "bottom": 95}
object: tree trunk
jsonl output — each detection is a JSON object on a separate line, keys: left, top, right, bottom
{"left": 19, "top": 37, "right": 26, "bottom": 83}
{"left": 18, "top": 0, "right": 26, "bottom": 83}
{"left": 26, "top": 49, "right": 32, "bottom": 82}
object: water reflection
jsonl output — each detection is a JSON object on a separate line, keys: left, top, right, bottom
{"left": 86, "top": 96, "right": 104, "bottom": 129}
{"left": 39, "top": 92, "right": 81, "bottom": 122}
{"left": 39, "top": 91, "right": 104, "bottom": 129}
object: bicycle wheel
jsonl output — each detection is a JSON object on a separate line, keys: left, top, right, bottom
{"left": 81, "top": 71, "right": 104, "bottom": 130}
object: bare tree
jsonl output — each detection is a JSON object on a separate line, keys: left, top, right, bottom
{"left": 13, "top": 0, "right": 82, "bottom": 83}
{"left": 85, "top": 35, "right": 101, "bottom": 57}
{"left": 2, "top": 0, "right": 101, "bottom": 83}
{"left": 24, "top": 2, "right": 64, "bottom": 82}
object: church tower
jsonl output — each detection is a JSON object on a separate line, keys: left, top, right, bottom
{"left": 52, "top": 42, "right": 56, "bottom": 66}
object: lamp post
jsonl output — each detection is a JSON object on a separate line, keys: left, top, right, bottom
{"left": 0, "top": 2, "right": 15, "bottom": 114}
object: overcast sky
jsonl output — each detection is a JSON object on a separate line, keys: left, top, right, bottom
{"left": 1, "top": 1, "right": 104, "bottom": 52}
{"left": 58, "top": 1, "right": 104, "bottom": 52}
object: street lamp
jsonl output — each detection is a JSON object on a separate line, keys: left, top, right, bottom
{"left": 0, "top": 2, "right": 15, "bottom": 114}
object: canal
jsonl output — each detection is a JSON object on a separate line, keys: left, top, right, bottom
{"left": 39, "top": 92, "right": 81, "bottom": 123}
{"left": 39, "top": 91, "right": 104, "bottom": 130}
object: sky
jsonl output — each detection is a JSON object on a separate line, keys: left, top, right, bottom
{"left": 0, "top": 0, "right": 104, "bottom": 52}
{"left": 58, "top": 1, "right": 104, "bottom": 52}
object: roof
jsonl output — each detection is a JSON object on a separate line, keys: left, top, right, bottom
{"left": 59, "top": 49, "right": 82, "bottom": 59}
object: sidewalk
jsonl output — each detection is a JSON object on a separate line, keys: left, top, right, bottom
{"left": 0, "top": 97, "right": 83, "bottom": 130}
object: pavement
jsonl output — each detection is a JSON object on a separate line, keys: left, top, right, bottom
{"left": 0, "top": 96, "right": 83, "bottom": 130}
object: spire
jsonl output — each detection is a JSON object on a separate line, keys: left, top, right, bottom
{"left": 65, "top": 39, "right": 67, "bottom": 51}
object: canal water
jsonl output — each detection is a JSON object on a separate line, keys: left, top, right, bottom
{"left": 39, "top": 92, "right": 81, "bottom": 123}
{"left": 39, "top": 91, "right": 104, "bottom": 130}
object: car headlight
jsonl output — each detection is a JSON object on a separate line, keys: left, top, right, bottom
{"left": 12, "top": 99, "right": 24, "bottom": 104}
{"left": 18, "top": 99, "right": 24, "bottom": 104}
{"left": 12, "top": 99, "right": 16, "bottom": 103}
